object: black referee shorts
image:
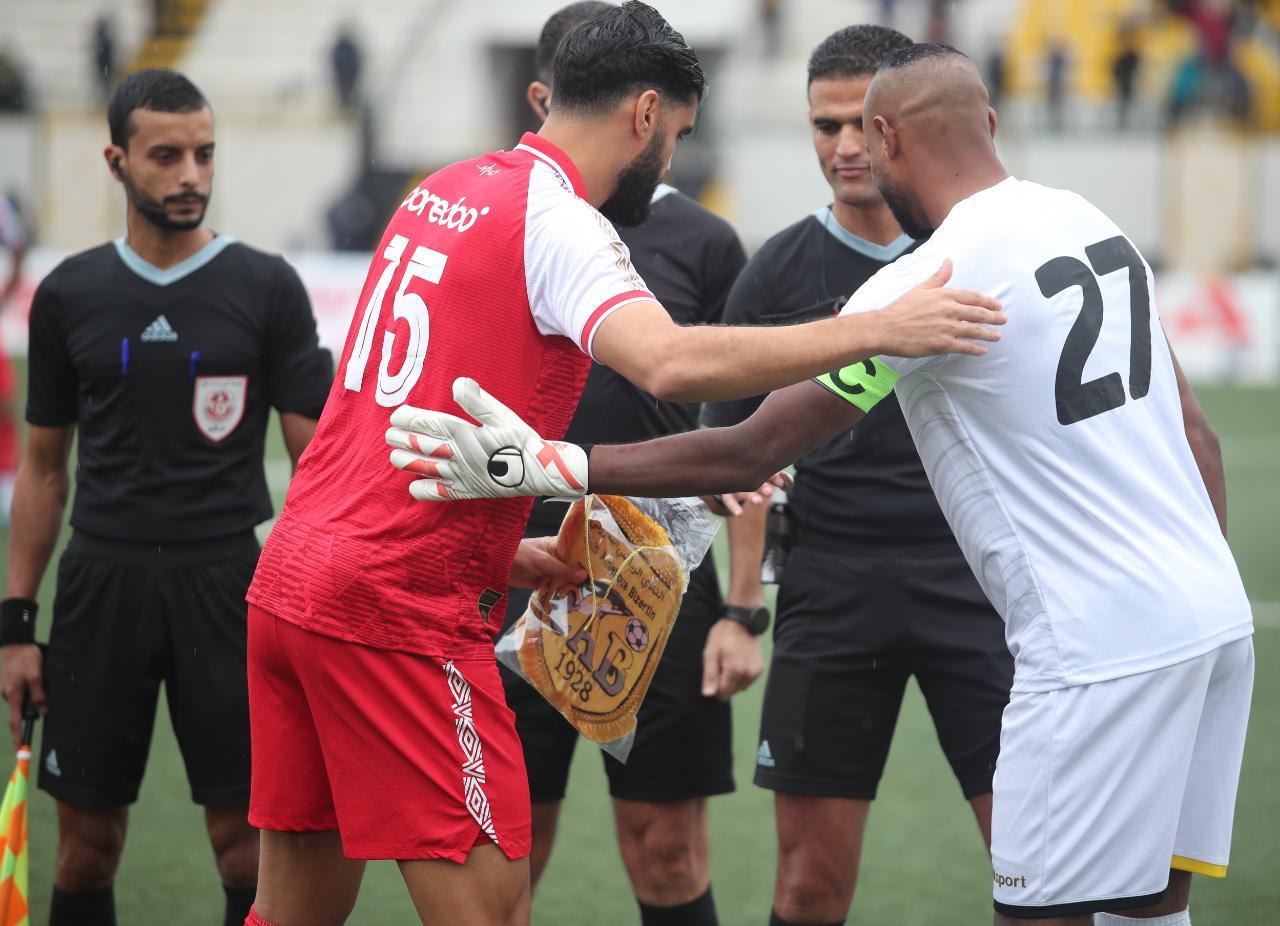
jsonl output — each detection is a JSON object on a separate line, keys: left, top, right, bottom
{"left": 755, "top": 540, "right": 1012, "bottom": 801}
{"left": 37, "top": 530, "right": 260, "bottom": 808}
{"left": 500, "top": 555, "right": 735, "bottom": 804}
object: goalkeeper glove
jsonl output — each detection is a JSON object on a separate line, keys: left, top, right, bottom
{"left": 386, "top": 377, "right": 589, "bottom": 501}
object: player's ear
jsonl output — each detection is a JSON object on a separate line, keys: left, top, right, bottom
{"left": 633, "top": 89, "right": 660, "bottom": 139}
{"left": 104, "top": 145, "right": 125, "bottom": 180}
{"left": 526, "top": 81, "right": 551, "bottom": 121}
{"left": 873, "top": 115, "right": 898, "bottom": 160}
{"left": 988, "top": 106, "right": 998, "bottom": 140}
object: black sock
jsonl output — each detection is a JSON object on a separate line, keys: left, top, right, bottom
{"left": 224, "top": 885, "right": 257, "bottom": 926}
{"left": 49, "top": 885, "right": 116, "bottom": 926}
{"left": 638, "top": 886, "right": 718, "bottom": 926}
{"left": 769, "top": 911, "right": 844, "bottom": 926}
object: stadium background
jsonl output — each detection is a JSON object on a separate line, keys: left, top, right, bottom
{"left": 0, "top": 0, "right": 1277, "bottom": 921}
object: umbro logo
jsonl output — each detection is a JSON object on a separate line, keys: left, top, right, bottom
{"left": 45, "top": 749, "right": 61, "bottom": 777}
{"left": 477, "top": 163, "right": 501, "bottom": 176}
{"left": 141, "top": 314, "right": 178, "bottom": 342}
{"left": 756, "top": 740, "right": 775, "bottom": 768}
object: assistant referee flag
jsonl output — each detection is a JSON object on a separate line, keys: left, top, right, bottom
{"left": 0, "top": 704, "right": 35, "bottom": 926}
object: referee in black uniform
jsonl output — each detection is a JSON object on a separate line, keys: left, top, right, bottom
{"left": 702, "top": 27, "right": 1013, "bottom": 926}
{"left": 0, "top": 69, "right": 332, "bottom": 926}
{"left": 498, "top": 6, "right": 758, "bottom": 925}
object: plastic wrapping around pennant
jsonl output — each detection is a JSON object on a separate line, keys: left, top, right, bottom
{"left": 497, "top": 495, "right": 718, "bottom": 762}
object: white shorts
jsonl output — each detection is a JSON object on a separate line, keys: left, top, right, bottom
{"left": 991, "top": 636, "right": 1253, "bottom": 919}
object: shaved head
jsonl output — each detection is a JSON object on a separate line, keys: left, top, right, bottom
{"left": 863, "top": 44, "right": 1003, "bottom": 238}
{"left": 865, "top": 43, "right": 990, "bottom": 128}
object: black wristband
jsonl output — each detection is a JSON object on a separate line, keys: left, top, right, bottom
{"left": 0, "top": 598, "right": 38, "bottom": 646}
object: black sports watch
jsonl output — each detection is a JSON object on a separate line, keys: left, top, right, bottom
{"left": 723, "top": 604, "right": 771, "bottom": 636}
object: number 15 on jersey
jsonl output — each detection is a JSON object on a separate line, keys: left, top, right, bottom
{"left": 343, "top": 233, "right": 447, "bottom": 407}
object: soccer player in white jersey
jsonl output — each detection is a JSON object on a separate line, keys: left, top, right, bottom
{"left": 388, "top": 44, "right": 1253, "bottom": 926}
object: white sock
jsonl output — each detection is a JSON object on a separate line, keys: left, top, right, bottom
{"left": 1094, "top": 910, "right": 1190, "bottom": 926}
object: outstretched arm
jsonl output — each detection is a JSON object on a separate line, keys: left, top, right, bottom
{"left": 590, "top": 260, "right": 1002, "bottom": 404}
{"left": 587, "top": 381, "right": 862, "bottom": 496}
{"left": 386, "top": 376, "right": 864, "bottom": 502}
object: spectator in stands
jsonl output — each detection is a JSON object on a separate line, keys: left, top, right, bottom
{"left": 1046, "top": 42, "right": 1069, "bottom": 131}
{"left": 926, "top": 0, "right": 951, "bottom": 44}
{"left": 330, "top": 25, "right": 363, "bottom": 110}
{"left": 325, "top": 179, "right": 379, "bottom": 251}
{"left": 153, "top": 0, "right": 175, "bottom": 38}
{"left": 94, "top": 16, "right": 116, "bottom": 100}
{"left": 1169, "top": 0, "right": 1252, "bottom": 125}
{"left": 0, "top": 50, "right": 30, "bottom": 112}
{"left": 761, "top": 0, "right": 781, "bottom": 58}
{"left": 986, "top": 41, "right": 1006, "bottom": 112}
{"left": 1113, "top": 21, "right": 1142, "bottom": 129}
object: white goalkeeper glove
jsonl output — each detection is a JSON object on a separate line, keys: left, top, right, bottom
{"left": 386, "top": 377, "right": 589, "bottom": 502}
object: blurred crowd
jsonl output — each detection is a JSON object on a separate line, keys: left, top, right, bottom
{"left": 1003, "top": 0, "right": 1280, "bottom": 132}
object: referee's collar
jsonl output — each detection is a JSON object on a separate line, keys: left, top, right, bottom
{"left": 114, "top": 234, "right": 235, "bottom": 287}
{"left": 516, "top": 133, "right": 588, "bottom": 200}
{"left": 813, "top": 207, "right": 915, "bottom": 263}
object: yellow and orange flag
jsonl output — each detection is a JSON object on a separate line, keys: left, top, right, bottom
{"left": 0, "top": 708, "right": 35, "bottom": 926}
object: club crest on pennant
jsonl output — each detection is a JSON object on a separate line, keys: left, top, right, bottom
{"left": 194, "top": 376, "right": 247, "bottom": 442}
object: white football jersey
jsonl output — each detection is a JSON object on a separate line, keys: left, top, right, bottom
{"left": 823, "top": 177, "right": 1253, "bottom": 692}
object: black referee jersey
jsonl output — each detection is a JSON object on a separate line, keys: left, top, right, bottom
{"left": 524, "top": 185, "right": 746, "bottom": 538}
{"left": 26, "top": 235, "right": 333, "bottom": 543}
{"left": 702, "top": 207, "right": 957, "bottom": 549}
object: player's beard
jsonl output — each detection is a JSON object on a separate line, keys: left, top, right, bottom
{"left": 875, "top": 169, "right": 933, "bottom": 240}
{"left": 600, "top": 130, "right": 666, "bottom": 228}
{"left": 123, "top": 174, "right": 209, "bottom": 232}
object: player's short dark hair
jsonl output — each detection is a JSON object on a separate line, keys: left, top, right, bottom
{"left": 536, "top": 1, "right": 613, "bottom": 84}
{"left": 107, "top": 68, "right": 210, "bottom": 148}
{"left": 551, "top": 1, "right": 706, "bottom": 114}
{"left": 878, "top": 42, "right": 971, "bottom": 73}
{"left": 808, "top": 24, "right": 913, "bottom": 84}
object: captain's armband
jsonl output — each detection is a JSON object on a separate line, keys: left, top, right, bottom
{"left": 813, "top": 358, "right": 900, "bottom": 413}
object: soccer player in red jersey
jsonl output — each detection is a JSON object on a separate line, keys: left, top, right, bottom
{"left": 243, "top": 5, "right": 1004, "bottom": 924}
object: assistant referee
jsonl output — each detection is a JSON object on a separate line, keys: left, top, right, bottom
{"left": 0, "top": 69, "right": 332, "bottom": 926}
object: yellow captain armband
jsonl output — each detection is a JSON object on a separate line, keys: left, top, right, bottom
{"left": 813, "top": 358, "right": 900, "bottom": 413}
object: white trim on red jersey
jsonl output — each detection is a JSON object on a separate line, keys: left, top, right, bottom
{"left": 519, "top": 135, "right": 653, "bottom": 358}
{"left": 515, "top": 137, "right": 582, "bottom": 198}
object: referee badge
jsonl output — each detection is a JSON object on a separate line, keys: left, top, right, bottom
{"left": 194, "top": 376, "right": 248, "bottom": 442}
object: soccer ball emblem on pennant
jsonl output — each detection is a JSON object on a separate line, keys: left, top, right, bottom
{"left": 625, "top": 619, "right": 649, "bottom": 652}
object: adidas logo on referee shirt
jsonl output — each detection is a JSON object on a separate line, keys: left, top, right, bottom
{"left": 141, "top": 314, "right": 179, "bottom": 342}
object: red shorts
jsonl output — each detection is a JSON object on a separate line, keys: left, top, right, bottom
{"left": 247, "top": 605, "right": 532, "bottom": 862}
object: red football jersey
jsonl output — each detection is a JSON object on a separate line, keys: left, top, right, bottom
{"left": 248, "top": 134, "right": 652, "bottom": 657}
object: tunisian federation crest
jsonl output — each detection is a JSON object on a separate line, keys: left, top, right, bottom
{"left": 193, "top": 376, "right": 247, "bottom": 442}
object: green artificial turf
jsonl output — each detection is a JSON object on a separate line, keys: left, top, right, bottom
{"left": 3, "top": 380, "right": 1275, "bottom": 924}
